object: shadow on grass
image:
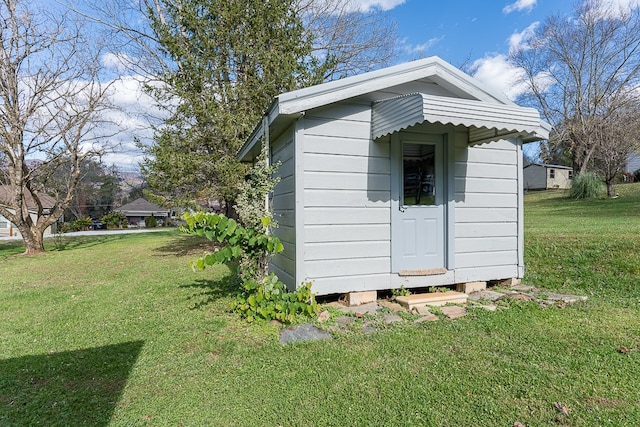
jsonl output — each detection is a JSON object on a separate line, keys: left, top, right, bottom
{"left": 0, "top": 341, "right": 144, "bottom": 426}
{"left": 153, "top": 233, "right": 220, "bottom": 257}
{"left": 0, "top": 234, "right": 133, "bottom": 258}
{"left": 47, "top": 234, "right": 130, "bottom": 252}
{"left": 0, "top": 241, "right": 26, "bottom": 257}
{"left": 180, "top": 275, "right": 239, "bottom": 309}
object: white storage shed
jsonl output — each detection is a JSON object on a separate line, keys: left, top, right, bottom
{"left": 238, "top": 57, "right": 549, "bottom": 296}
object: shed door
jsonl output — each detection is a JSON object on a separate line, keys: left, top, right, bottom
{"left": 392, "top": 135, "right": 445, "bottom": 272}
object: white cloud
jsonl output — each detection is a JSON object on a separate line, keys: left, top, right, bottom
{"left": 86, "top": 75, "right": 170, "bottom": 170}
{"left": 470, "top": 54, "right": 531, "bottom": 100}
{"left": 588, "top": 0, "right": 640, "bottom": 19}
{"left": 403, "top": 36, "right": 445, "bottom": 55}
{"left": 508, "top": 22, "right": 539, "bottom": 54}
{"left": 101, "top": 53, "right": 135, "bottom": 74}
{"left": 601, "top": 0, "right": 640, "bottom": 10}
{"left": 349, "top": 0, "right": 405, "bottom": 11}
{"left": 318, "top": 0, "right": 405, "bottom": 13}
{"left": 503, "top": 0, "right": 537, "bottom": 14}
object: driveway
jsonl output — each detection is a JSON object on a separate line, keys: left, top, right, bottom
{"left": 0, "top": 228, "right": 171, "bottom": 241}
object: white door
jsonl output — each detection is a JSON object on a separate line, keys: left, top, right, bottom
{"left": 392, "top": 135, "right": 445, "bottom": 272}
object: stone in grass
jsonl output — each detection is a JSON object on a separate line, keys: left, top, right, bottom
{"left": 279, "top": 324, "right": 332, "bottom": 345}
{"left": 511, "top": 284, "right": 536, "bottom": 293}
{"left": 498, "top": 293, "right": 534, "bottom": 302}
{"left": 339, "top": 302, "right": 379, "bottom": 316}
{"left": 362, "top": 325, "right": 377, "bottom": 334}
{"left": 317, "top": 310, "right": 331, "bottom": 323}
{"left": 414, "top": 313, "right": 439, "bottom": 322}
{"left": 382, "top": 313, "right": 403, "bottom": 324}
{"left": 412, "top": 305, "right": 432, "bottom": 316}
{"left": 543, "top": 293, "right": 588, "bottom": 304}
{"left": 467, "top": 290, "right": 505, "bottom": 302}
{"left": 378, "top": 300, "right": 405, "bottom": 312}
{"left": 440, "top": 305, "right": 468, "bottom": 319}
{"left": 335, "top": 316, "right": 356, "bottom": 326}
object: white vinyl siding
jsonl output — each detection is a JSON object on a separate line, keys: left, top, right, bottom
{"left": 546, "top": 168, "right": 572, "bottom": 189}
{"left": 270, "top": 126, "right": 296, "bottom": 288}
{"left": 523, "top": 164, "right": 546, "bottom": 190}
{"left": 626, "top": 152, "right": 640, "bottom": 173}
{"left": 454, "top": 135, "right": 520, "bottom": 280}
{"left": 301, "top": 102, "right": 392, "bottom": 294}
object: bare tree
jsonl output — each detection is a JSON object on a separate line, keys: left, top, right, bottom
{"left": 75, "top": 0, "right": 399, "bottom": 83}
{"left": 511, "top": 0, "right": 640, "bottom": 176}
{"left": 67, "top": 0, "right": 399, "bottom": 209}
{"left": 296, "top": 0, "right": 398, "bottom": 80}
{"left": 0, "top": 0, "right": 115, "bottom": 254}
{"left": 590, "top": 105, "right": 640, "bottom": 197}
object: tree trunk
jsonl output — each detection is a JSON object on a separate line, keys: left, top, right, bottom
{"left": 606, "top": 181, "right": 615, "bottom": 198}
{"left": 19, "top": 226, "right": 46, "bottom": 255}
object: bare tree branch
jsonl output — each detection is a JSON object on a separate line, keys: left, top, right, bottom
{"left": 512, "top": 0, "right": 640, "bottom": 179}
{"left": 0, "top": 0, "right": 116, "bottom": 254}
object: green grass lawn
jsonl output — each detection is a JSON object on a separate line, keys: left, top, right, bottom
{"left": 1, "top": 186, "right": 640, "bottom": 426}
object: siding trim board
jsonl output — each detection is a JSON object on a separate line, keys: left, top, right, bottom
{"left": 293, "top": 119, "right": 306, "bottom": 290}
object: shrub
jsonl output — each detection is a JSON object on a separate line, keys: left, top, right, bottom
{"left": 182, "top": 212, "right": 282, "bottom": 282}
{"left": 71, "top": 216, "right": 93, "bottom": 231}
{"left": 182, "top": 212, "right": 319, "bottom": 323}
{"left": 101, "top": 211, "right": 127, "bottom": 229}
{"left": 230, "top": 274, "right": 320, "bottom": 323}
{"left": 234, "top": 143, "right": 281, "bottom": 228}
{"left": 569, "top": 172, "right": 605, "bottom": 199}
{"left": 145, "top": 214, "right": 157, "bottom": 228}
{"left": 57, "top": 222, "right": 72, "bottom": 233}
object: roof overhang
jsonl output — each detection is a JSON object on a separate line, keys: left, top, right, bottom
{"left": 238, "top": 56, "right": 525, "bottom": 162}
{"left": 119, "top": 210, "right": 169, "bottom": 217}
{"left": 372, "top": 93, "right": 549, "bottom": 144}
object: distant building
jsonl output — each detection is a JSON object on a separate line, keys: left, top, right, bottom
{"left": 523, "top": 164, "right": 573, "bottom": 190}
{"left": 0, "top": 185, "right": 58, "bottom": 236}
{"left": 626, "top": 152, "right": 640, "bottom": 175}
{"left": 115, "top": 198, "right": 169, "bottom": 227}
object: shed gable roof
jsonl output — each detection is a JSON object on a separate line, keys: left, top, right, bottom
{"left": 116, "top": 198, "right": 169, "bottom": 215}
{"left": 275, "top": 56, "right": 513, "bottom": 115}
{"left": 524, "top": 163, "right": 572, "bottom": 170}
{"left": 239, "top": 56, "right": 549, "bottom": 161}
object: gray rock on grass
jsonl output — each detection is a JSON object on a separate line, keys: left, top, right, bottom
{"left": 279, "top": 324, "right": 332, "bottom": 345}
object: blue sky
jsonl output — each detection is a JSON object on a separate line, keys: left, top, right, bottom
{"left": 35, "top": 0, "right": 639, "bottom": 169}
{"left": 390, "top": 0, "right": 572, "bottom": 65}
{"left": 359, "top": 0, "right": 636, "bottom": 99}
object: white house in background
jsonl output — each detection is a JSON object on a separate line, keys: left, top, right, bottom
{"left": 0, "top": 186, "right": 58, "bottom": 237}
{"left": 625, "top": 152, "right": 640, "bottom": 175}
{"left": 238, "top": 56, "right": 550, "bottom": 297}
{"left": 115, "top": 198, "right": 170, "bottom": 227}
{"left": 523, "top": 164, "right": 573, "bottom": 190}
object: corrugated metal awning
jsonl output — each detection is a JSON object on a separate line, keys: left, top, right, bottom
{"left": 371, "top": 93, "right": 549, "bottom": 145}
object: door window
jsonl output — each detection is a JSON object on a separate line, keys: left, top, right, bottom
{"left": 402, "top": 143, "right": 435, "bottom": 206}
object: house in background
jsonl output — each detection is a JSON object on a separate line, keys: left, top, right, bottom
{"left": 239, "top": 56, "right": 549, "bottom": 298}
{"left": 0, "top": 186, "right": 58, "bottom": 236}
{"left": 523, "top": 163, "right": 573, "bottom": 190}
{"left": 625, "top": 152, "right": 640, "bottom": 175}
{"left": 115, "top": 198, "right": 170, "bottom": 227}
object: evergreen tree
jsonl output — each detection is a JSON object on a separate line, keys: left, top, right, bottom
{"left": 141, "top": 0, "right": 315, "bottom": 213}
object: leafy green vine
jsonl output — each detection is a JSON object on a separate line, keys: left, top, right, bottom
{"left": 181, "top": 211, "right": 319, "bottom": 323}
